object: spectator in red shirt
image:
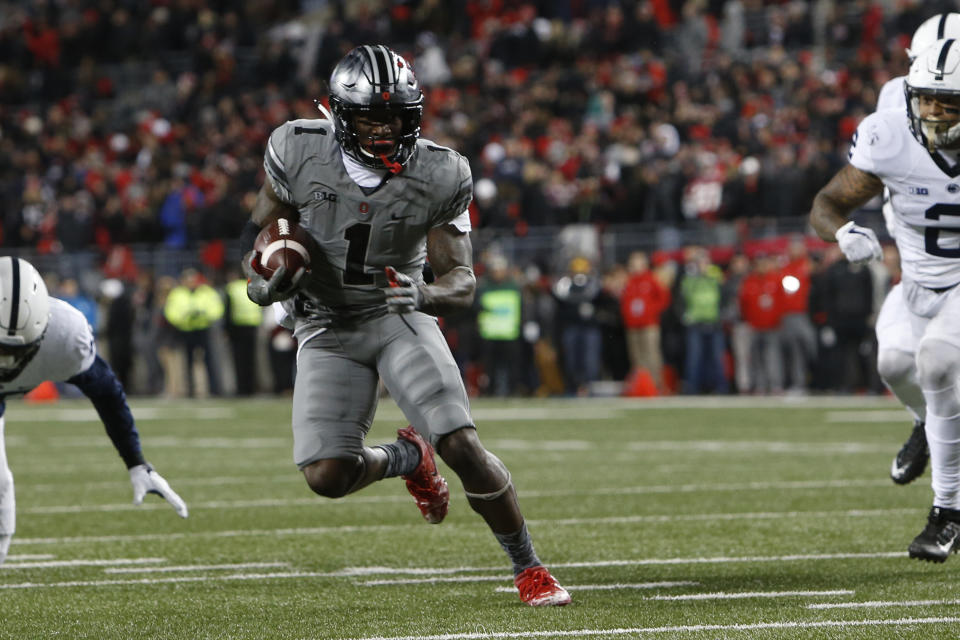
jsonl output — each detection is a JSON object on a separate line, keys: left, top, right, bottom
{"left": 620, "top": 251, "right": 671, "bottom": 391}
{"left": 739, "top": 253, "right": 785, "bottom": 394}
{"left": 779, "top": 239, "right": 817, "bottom": 394}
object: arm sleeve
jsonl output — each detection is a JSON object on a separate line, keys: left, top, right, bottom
{"left": 263, "top": 122, "right": 296, "bottom": 205}
{"left": 68, "top": 355, "right": 145, "bottom": 469}
{"left": 432, "top": 152, "right": 473, "bottom": 228}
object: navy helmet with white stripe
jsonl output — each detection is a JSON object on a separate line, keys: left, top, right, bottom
{"left": 0, "top": 257, "right": 49, "bottom": 382}
{"left": 328, "top": 45, "right": 423, "bottom": 171}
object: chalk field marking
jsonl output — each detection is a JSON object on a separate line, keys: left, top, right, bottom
{"left": 20, "top": 478, "right": 893, "bottom": 515}
{"left": 104, "top": 562, "right": 290, "bottom": 574}
{"left": 336, "top": 617, "right": 960, "bottom": 640}
{"left": 363, "top": 575, "right": 511, "bottom": 586}
{"left": 809, "top": 599, "right": 960, "bottom": 610}
{"left": 10, "top": 407, "right": 235, "bottom": 422}
{"left": 628, "top": 440, "right": 893, "bottom": 454}
{"left": 4, "top": 554, "right": 54, "bottom": 561}
{"left": 0, "top": 571, "right": 344, "bottom": 590}
{"left": 825, "top": 410, "right": 915, "bottom": 423}
{"left": 12, "top": 510, "right": 917, "bottom": 546}
{"left": 644, "top": 589, "right": 854, "bottom": 601}
{"left": 493, "top": 581, "right": 698, "bottom": 593}
{"left": 341, "top": 552, "right": 903, "bottom": 580}
{"left": 1, "top": 557, "right": 165, "bottom": 569}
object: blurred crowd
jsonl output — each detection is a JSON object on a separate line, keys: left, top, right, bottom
{"left": 59, "top": 237, "right": 897, "bottom": 399}
{"left": 0, "top": 0, "right": 949, "bottom": 396}
{"left": 1, "top": 0, "right": 950, "bottom": 251}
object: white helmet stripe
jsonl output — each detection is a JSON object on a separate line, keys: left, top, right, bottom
{"left": 940, "top": 14, "right": 949, "bottom": 39}
{"left": 363, "top": 45, "right": 381, "bottom": 88}
{"left": 7, "top": 258, "right": 19, "bottom": 336}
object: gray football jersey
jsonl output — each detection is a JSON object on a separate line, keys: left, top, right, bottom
{"left": 0, "top": 299, "right": 96, "bottom": 396}
{"left": 263, "top": 118, "right": 473, "bottom": 327}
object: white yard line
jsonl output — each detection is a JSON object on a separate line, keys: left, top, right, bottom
{"left": 0, "top": 571, "right": 341, "bottom": 590}
{"left": 104, "top": 562, "right": 290, "bottom": 574}
{"left": 2, "top": 557, "right": 165, "bottom": 569}
{"left": 337, "top": 617, "right": 960, "bottom": 640}
{"left": 825, "top": 410, "right": 915, "bottom": 423}
{"left": 498, "top": 581, "right": 698, "bottom": 593}
{"left": 11, "top": 509, "right": 917, "bottom": 546}
{"left": 4, "top": 554, "right": 54, "bottom": 561}
{"left": 643, "top": 589, "right": 854, "bottom": 601}
{"left": 345, "top": 552, "right": 903, "bottom": 579}
{"left": 19, "top": 479, "right": 895, "bottom": 515}
{"left": 627, "top": 440, "right": 893, "bottom": 454}
{"left": 809, "top": 599, "right": 960, "bottom": 609}
{"left": 9, "top": 407, "right": 236, "bottom": 422}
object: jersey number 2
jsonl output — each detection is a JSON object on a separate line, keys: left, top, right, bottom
{"left": 343, "top": 223, "right": 375, "bottom": 285}
{"left": 925, "top": 205, "right": 960, "bottom": 258}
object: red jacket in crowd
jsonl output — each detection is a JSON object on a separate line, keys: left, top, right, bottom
{"left": 779, "top": 258, "right": 811, "bottom": 315}
{"left": 739, "top": 271, "right": 784, "bottom": 330}
{"left": 620, "top": 271, "right": 671, "bottom": 329}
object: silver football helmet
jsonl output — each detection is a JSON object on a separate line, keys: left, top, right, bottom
{"left": 0, "top": 257, "right": 50, "bottom": 382}
{"left": 906, "top": 38, "right": 960, "bottom": 151}
{"left": 328, "top": 45, "right": 423, "bottom": 171}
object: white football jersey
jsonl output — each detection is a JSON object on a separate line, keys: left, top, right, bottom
{"left": 876, "top": 75, "right": 906, "bottom": 112}
{"left": 849, "top": 109, "right": 960, "bottom": 288}
{"left": 0, "top": 299, "right": 96, "bottom": 396}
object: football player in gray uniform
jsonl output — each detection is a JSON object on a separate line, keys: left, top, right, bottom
{"left": 0, "top": 257, "right": 187, "bottom": 565}
{"left": 240, "top": 45, "right": 570, "bottom": 606}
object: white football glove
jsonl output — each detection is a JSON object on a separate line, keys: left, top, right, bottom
{"left": 129, "top": 464, "right": 188, "bottom": 518}
{"left": 243, "top": 252, "right": 296, "bottom": 306}
{"left": 835, "top": 221, "right": 882, "bottom": 265}
{"left": 383, "top": 266, "right": 422, "bottom": 314}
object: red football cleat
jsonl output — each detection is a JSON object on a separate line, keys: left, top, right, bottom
{"left": 397, "top": 426, "right": 449, "bottom": 524}
{"left": 514, "top": 566, "right": 572, "bottom": 606}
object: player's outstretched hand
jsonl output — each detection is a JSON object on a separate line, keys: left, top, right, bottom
{"left": 129, "top": 463, "right": 189, "bottom": 518}
{"left": 243, "top": 251, "right": 293, "bottom": 306}
{"left": 836, "top": 221, "right": 883, "bottom": 265}
{"left": 383, "top": 266, "right": 421, "bottom": 314}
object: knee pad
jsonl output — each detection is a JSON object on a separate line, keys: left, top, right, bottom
{"left": 877, "top": 348, "right": 916, "bottom": 385}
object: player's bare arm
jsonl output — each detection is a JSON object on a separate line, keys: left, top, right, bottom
{"left": 251, "top": 179, "right": 300, "bottom": 227}
{"left": 419, "top": 224, "right": 476, "bottom": 316}
{"left": 810, "top": 164, "right": 884, "bottom": 240}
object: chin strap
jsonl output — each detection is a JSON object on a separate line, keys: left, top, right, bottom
{"left": 379, "top": 153, "right": 404, "bottom": 175}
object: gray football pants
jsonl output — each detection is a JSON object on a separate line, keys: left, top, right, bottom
{"left": 292, "top": 312, "right": 474, "bottom": 468}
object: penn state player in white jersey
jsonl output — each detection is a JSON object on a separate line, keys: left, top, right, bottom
{"left": 875, "top": 14, "right": 960, "bottom": 487}
{"left": 241, "top": 45, "right": 569, "bottom": 605}
{"left": 0, "top": 258, "right": 187, "bottom": 565}
{"left": 812, "top": 39, "right": 960, "bottom": 562}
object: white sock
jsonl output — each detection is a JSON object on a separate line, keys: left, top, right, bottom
{"left": 923, "top": 381, "right": 960, "bottom": 508}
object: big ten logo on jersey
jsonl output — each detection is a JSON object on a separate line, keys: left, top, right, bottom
{"left": 313, "top": 190, "right": 338, "bottom": 203}
{"left": 910, "top": 186, "right": 930, "bottom": 195}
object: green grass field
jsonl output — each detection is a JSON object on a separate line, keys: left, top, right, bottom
{"left": 1, "top": 394, "right": 958, "bottom": 639}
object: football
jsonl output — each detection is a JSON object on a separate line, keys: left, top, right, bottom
{"left": 253, "top": 218, "right": 312, "bottom": 291}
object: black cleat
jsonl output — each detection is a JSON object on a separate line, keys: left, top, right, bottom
{"left": 891, "top": 421, "right": 928, "bottom": 485}
{"left": 909, "top": 506, "right": 960, "bottom": 563}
